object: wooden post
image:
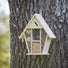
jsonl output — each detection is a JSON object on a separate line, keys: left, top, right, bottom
{"left": 42, "top": 35, "right": 51, "bottom": 54}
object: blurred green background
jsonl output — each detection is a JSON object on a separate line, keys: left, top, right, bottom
{"left": 0, "top": 0, "right": 10, "bottom": 68}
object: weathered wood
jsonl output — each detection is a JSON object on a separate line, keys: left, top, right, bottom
{"left": 32, "top": 42, "right": 40, "bottom": 53}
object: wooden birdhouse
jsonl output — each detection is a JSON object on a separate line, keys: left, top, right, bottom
{"left": 19, "top": 14, "right": 56, "bottom": 55}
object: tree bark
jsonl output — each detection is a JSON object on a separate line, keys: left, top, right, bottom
{"left": 8, "top": 0, "right": 68, "bottom": 68}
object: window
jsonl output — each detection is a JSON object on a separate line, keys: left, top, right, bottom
{"left": 34, "top": 22, "right": 38, "bottom": 26}
{"left": 32, "top": 29, "right": 40, "bottom": 40}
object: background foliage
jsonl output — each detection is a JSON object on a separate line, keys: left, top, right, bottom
{"left": 0, "top": 0, "right": 10, "bottom": 68}
{"left": 0, "top": 13, "right": 10, "bottom": 68}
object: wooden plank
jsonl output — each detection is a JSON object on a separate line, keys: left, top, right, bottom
{"left": 26, "top": 53, "right": 49, "bottom": 55}
{"left": 28, "top": 27, "right": 42, "bottom": 29}
{"left": 42, "top": 35, "right": 51, "bottom": 54}
{"left": 32, "top": 40, "right": 40, "bottom": 42}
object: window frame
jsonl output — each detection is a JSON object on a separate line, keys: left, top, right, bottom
{"left": 31, "top": 29, "right": 41, "bottom": 53}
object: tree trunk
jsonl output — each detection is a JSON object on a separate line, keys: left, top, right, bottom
{"left": 8, "top": 0, "right": 68, "bottom": 68}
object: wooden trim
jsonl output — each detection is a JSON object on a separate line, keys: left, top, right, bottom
{"left": 42, "top": 35, "right": 51, "bottom": 54}
{"left": 40, "top": 29, "right": 41, "bottom": 53}
{"left": 32, "top": 40, "right": 40, "bottom": 42}
{"left": 35, "top": 14, "right": 56, "bottom": 38}
{"left": 19, "top": 14, "right": 56, "bottom": 39}
{"left": 31, "top": 29, "right": 41, "bottom": 53}
{"left": 26, "top": 53, "right": 49, "bottom": 55}
{"left": 28, "top": 27, "right": 43, "bottom": 29}
{"left": 19, "top": 16, "right": 35, "bottom": 39}
{"left": 24, "top": 34, "right": 30, "bottom": 53}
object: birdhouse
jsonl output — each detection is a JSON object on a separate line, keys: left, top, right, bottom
{"left": 19, "top": 14, "right": 56, "bottom": 55}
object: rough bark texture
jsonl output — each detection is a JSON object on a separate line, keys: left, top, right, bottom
{"left": 8, "top": 0, "right": 68, "bottom": 68}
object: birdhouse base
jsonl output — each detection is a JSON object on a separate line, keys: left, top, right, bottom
{"left": 26, "top": 53, "right": 49, "bottom": 55}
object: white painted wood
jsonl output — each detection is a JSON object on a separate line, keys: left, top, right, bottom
{"left": 32, "top": 40, "right": 40, "bottom": 42}
{"left": 35, "top": 14, "right": 56, "bottom": 38}
{"left": 24, "top": 34, "right": 30, "bottom": 53}
{"left": 28, "top": 28, "right": 43, "bottom": 29}
{"left": 19, "top": 16, "right": 35, "bottom": 39}
{"left": 19, "top": 14, "right": 56, "bottom": 39}
{"left": 26, "top": 53, "right": 49, "bottom": 55}
{"left": 42, "top": 35, "right": 51, "bottom": 54}
{"left": 28, "top": 18, "right": 43, "bottom": 28}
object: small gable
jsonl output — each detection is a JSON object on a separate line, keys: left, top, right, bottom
{"left": 19, "top": 14, "right": 56, "bottom": 39}
{"left": 28, "top": 17, "right": 43, "bottom": 28}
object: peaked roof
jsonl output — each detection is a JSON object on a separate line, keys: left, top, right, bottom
{"left": 19, "top": 14, "right": 56, "bottom": 39}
